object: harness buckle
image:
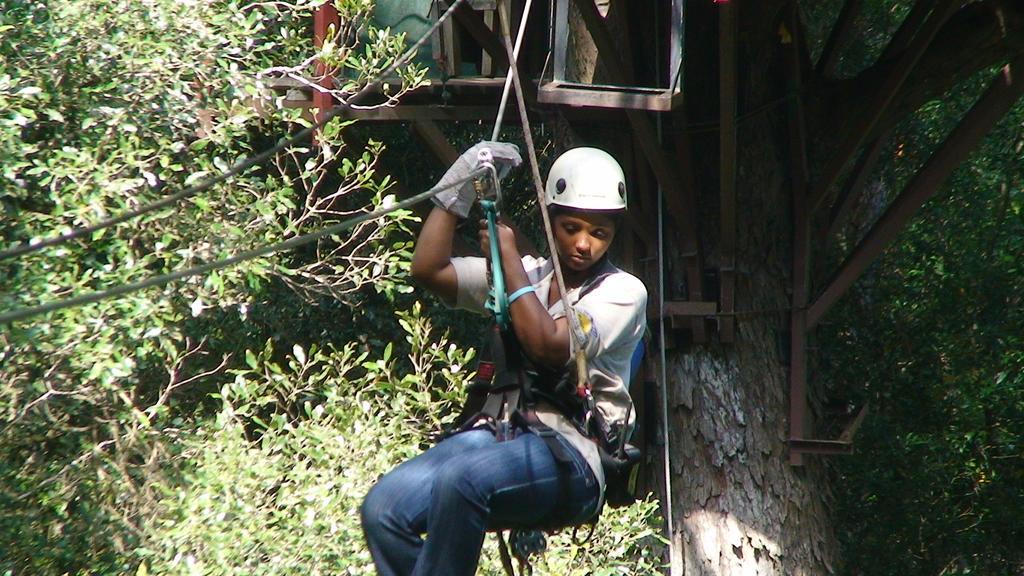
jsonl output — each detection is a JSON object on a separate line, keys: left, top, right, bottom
{"left": 476, "top": 361, "right": 496, "bottom": 384}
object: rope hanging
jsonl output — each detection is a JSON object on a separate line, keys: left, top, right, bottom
{"left": 494, "top": 0, "right": 588, "bottom": 377}
{"left": 486, "top": 0, "right": 597, "bottom": 573}
{"left": 490, "top": 0, "right": 533, "bottom": 141}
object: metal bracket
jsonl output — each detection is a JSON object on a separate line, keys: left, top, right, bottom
{"left": 789, "top": 403, "right": 869, "bottom": 456}
{"left": 539, "top": 0, "right": 684, "bottom": 111}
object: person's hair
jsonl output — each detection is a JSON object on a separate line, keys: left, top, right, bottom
{"left": 547, "top": 205, "right": 624, "bottom": 231}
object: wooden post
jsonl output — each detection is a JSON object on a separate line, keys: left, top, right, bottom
{"left": 313, "top": 2, "right": 340, "bottom": 129}
{"left": 784, "top": 2, "right": 811, "bottom": 466}
{"left": 718, "top": 0, "right": 737, "bottom": 342}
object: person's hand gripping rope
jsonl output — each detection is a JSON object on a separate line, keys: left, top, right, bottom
{"left": 431, "top": 141, "right": 522, "bottom": 218}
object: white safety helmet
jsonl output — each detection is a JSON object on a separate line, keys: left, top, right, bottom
{"left": 544, "top": 147, "right": 627, "bottom": 212}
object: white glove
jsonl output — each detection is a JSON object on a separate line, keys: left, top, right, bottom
{"left": 431, "top": 141, "right": 522, "bottom": 218}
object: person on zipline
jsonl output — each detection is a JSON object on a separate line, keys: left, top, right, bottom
{"left": 360, "top": 143, "right": 647, "bottom": 576}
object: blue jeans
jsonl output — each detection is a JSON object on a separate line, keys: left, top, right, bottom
{"left": 360, "top": 428, "right": 600, "bottom": 576}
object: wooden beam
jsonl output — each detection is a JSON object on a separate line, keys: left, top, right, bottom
{"left": 410, "top": 120, "right": 459, "bottom": 164}
{"left": 788, "top": 438, "right": 854, "bottom": 455}
{"left": 718, "top": 0, "right": 738, "bottom": 343}
{"left": 666, "top": 301, "right": 718, "bottom": 321}
{"left": 837, "top": 403, "right": 869, "bottom": 443}
{"left": 807, "top": 0, "right": 957, "bottom": 214}
{"left": 342, "top": 105, "right": 503, "bottom": 122}
{"left": 538, "top": 82, "right": 682, "bottom": 111}
{"left": 653, "top": 300, "right": 719, "bottom": 318}
{"left": 281, "top": 101, "right": 504, "bottom": 122}
{"left": 646, "top": 300, "right": 718, "bottom": 332}
{"left": 824, "top": 129, "right": 890, "bottom": 240}
{"left": 816, "top": 0, "right": 863, "bottom": 78}
{"left": 807, "top": 57, "right": 1024, "bottom": 329}
{"left": 878, "top": 0, "right": 933, "bottom": 63}
{"left": 276, "top": 77, "right": 511, "bottom": 97}
{"left": 785, "top": 1, "right": 811, "bottom": 466}
{"left": 289, "top": 98, "right": 629, "bottom": 124}
{"left": 447, "top": 0, "right": 509, "bottom": 71}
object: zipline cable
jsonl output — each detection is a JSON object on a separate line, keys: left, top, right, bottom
{"left": 656, "top": 132, "right": 681, "bottom": 575}
{"left": 0, "top": 0, "right": 469, "bottom": 263}
{"left": 0, "top": 168, "right": 487, "bottom": 326}
{"left": 478, "top": 0, "right": 533, "bottom": 332}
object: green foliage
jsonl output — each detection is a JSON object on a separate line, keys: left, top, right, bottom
{"left": 138, "top": 304, "right": 475, "bottom": 574}
{"left": 794, "top": 4, "right": 1024, "bottom": 574}
{"left": 0, "top": 0, "right": 428, "bottom": 572}
{"left": 521, "top": 497, "right": 666, "bottom": 576}
{"left": 820, "top": 51, "right": 1024, "bottom": 576}
{"left": 135, "top": 305, "right": 663, "bottom": 575}
{"left": 0, "top": 0, "right": 666, "bottom": 573}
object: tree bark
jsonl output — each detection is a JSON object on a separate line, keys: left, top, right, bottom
{"left": 668, "top": 18, "right": 836, "bottom": 573}
{"left": 566, "top": 0, "right": 631, "bottom": 85}
{"left": 590, "top": 2, "right": 829, "bottom": 573}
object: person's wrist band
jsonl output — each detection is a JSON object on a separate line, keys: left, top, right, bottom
{"left": 507, "top": 285, "right": 536, "bottom": 304}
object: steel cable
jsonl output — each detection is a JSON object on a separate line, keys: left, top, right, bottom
{"left": 0, "top": 168, "right": 487, "bottom": 325}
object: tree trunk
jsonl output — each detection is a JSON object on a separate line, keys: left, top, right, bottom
{"left": 663, "top": 3, "right": 838, "bottom": 573}
{"left": 566, "top": 0, "right": 630, "bottom": 85}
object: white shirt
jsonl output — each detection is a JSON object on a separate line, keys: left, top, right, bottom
{"left": 450, "top": 254, "right": 647, "bottom": 492}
